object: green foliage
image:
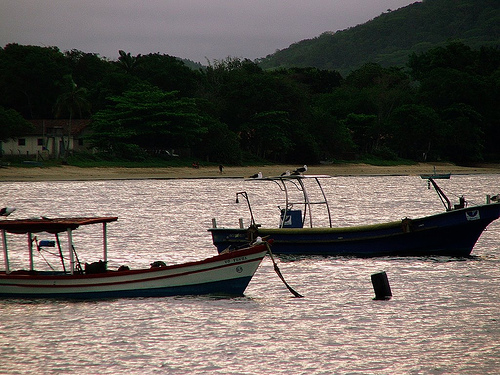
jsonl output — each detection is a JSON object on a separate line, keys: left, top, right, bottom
{"left": 408, "top": 42, "right": 500, "bottom": 161}
{"left": 0, "top": 44, "right": 70, "bottom": 118}
{"left": 64, "top": 49, "right": 121, "bottom": 113}
{"left": 258, "top": 0, "right": 499, "bottom": 75}
{"left": 54, "top": 75, "right": 91, "bottom": 119}
{"left": 90, "top": 84, "right": 208, "bottom": 158}
{"left": 342, "top": 113, "right": 378, "bottom": 154}
{"left": 196, "top": 120, "right": 242, "bottom": 164}
{"left": 0, "top": 106, "right": 34, "bottom": 141}
{"left": 132, "top": 53, "right": 201, "bottom": 96}
{"left": 1, "top": 31, "right": 499, "bottom": 165}
{"left": 387, "top": 104, "right": 442, "bottom": 160}
{"left": 117, "top": 50, "right": 141, "bottom": 74}
{"left": 240, "top": 111, "right": 294, "bottom": 161}
{"left": 441, "top": 103, "right": 484, "bottom": 162}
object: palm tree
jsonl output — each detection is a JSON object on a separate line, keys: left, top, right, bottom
{"left": 54, "top": 75, "right": 90, "bottom": 161}
{"left": 117, "top": 50, "right": 141, "bottom": 73}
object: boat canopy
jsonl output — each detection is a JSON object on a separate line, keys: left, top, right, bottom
{"left": 1, "top": 216, "right": 118, "bottom": 275}
{"left": 242, "top": 174, "right": 333, "bottom": 228}
{"left": 0, "top": 217, "right": 118, "bottom": 234}
{"left": 245, "top": 174, "right": 331, "bottom": 181}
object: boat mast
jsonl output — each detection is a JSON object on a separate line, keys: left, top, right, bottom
{"left": 427, "top": 178, "right": 451, "bottom": 211}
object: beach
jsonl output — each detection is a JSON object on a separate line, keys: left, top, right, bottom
{"left": 1, "top": 162, "right": 500, "bottom": 181}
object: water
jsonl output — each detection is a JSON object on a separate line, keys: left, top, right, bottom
{"left": 1, "top": 175, "right": 499, "bottom": 374}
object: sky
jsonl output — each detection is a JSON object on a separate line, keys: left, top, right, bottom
{"left": 1, "top": 0, "right": 417, "bottom": 63}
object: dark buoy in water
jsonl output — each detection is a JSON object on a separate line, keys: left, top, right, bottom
{"left": 371, "top": 271, "right": 392, "bottom": 300}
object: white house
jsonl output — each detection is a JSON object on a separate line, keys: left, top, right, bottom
{"left": 0, "top": 119, "right": 92, "bottom": 159}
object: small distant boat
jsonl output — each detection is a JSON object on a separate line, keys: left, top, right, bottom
{"left": 208, "top": 172, "right": 500, "bottom": 257}
{"left": 420, "top": 166, "right": 451, "bottom": 179}
{"left": 0, "top": 217, "right": 269, "bottom": 299}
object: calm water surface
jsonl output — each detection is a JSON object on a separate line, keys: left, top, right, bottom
{"left": 1, "top": 175, "right": 499, "bottom": 374}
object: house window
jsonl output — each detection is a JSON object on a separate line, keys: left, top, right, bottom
{"left": 37, "top": 138, "right": 44, "bottom": 146}
{"left": 18, "top": 139, "right": 26, "bottom": 146}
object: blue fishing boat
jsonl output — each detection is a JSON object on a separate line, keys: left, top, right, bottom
{"left": 208, "top": 173, "right": 500, "bottom": 257}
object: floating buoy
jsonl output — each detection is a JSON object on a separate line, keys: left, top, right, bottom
{"left": 371, "top": 271, "right": 392, "bottom": 300}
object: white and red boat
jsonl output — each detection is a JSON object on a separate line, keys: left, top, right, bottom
{"left": 0, "top": 216, "right": 268, "bottom": 299}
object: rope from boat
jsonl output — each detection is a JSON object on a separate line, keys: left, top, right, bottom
{"left": 264, "top": 241, "right": 303, "bottom": 298}
{"left": 72, "top": 245, "right": 83, "bottom": 274}
{"left": 33, "top": 237, "right": 56, "bottom": 271}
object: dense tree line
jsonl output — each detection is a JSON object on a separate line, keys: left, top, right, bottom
{"left": 258, "top": 0, "right": 500, "bottom": 75}
{"left": 1, "top": 42, "right": 499, "bottom": 164}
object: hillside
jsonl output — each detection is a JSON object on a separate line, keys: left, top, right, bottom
{"left": 257, "top": 0, "right": 500, "bottom": 75}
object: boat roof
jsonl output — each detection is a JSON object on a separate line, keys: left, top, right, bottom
{"left": 0, "top": 217, "right": 118, "bottom": 234}
{"left": 245, "top": 174, "right": 331, "bottom": 181}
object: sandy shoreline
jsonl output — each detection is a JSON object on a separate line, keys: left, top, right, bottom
{"left": 1, "top": 162, "right": 500, "bottom": 182}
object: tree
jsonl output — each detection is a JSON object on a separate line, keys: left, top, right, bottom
{"left": 132, "top": 53, "right": 200, "bottom": 96}
{"left": 387, "top": 104, "right": 442, "bottom": 160}
{"left": 342, "top": 113, "right": 378, "bottom": 154}
{"left": 240, "top": 111, "right": 294, "bottom": 161}
{"left": 90, "top": 84, "right": 208, "bottom": 158}
{"left": 0, "top": 106, "right": 33, "bottom": 142}
{"left": 408, "top": 42, "right": 477, "bottom": 81}
{"left": 0, "top": 44, "right": 70, "bottom": 118}
{"left": 195, "top": 119, "right": 242, "bottom": 164}
{"left": 309, "top": 106, "right": 356, "bottom": 160}
{"left": 54, "top": 75, "right": 91, "bottom": 160}
{"left": 65, "top": 49, "right": 120, "bottom": 113}
{"left": 117, "top": 50, "right": 141, "bottom": 74}
{"left": 441, "top": 103, "right": 484, "bottom": 162}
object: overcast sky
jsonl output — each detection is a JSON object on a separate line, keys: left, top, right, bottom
{"left": 1, "top": 0, "right": 417, "bottom": 63}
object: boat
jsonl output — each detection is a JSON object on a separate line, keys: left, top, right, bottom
{"left": 420, "top": 166, "right": 451, "bottom": 180}
{"left": 0, "top": 216, "right": 269, "bottom": 299}
{"left": 208, "top": 172, "right": 500, "bottom": 257}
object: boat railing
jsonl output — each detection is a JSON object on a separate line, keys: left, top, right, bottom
{"left": 235, "top": 174, "right": 333, "bottom": 229}
{"left": 268, "top": 175, "right": 333, "bottom": 228}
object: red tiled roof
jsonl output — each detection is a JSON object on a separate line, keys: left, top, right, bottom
{"left": 28, "top": 119, "right": 91, "bottom": 136}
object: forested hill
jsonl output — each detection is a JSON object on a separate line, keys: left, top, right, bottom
{"left": 258, "top": 0, "right": 500, "bottom": 75}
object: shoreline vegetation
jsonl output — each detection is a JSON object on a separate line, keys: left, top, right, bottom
{"left": 1, "top": 162, "right": 500, "bottom": 182}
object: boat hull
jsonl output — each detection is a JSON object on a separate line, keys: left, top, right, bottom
{"left": 209, "top": 204, "right": 500, "bottom": 257}
{"left": 0, "top": 245, "right": 268, "bottom": 299}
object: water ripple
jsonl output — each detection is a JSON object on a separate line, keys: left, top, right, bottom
{"left": 1, "top": 175, "right": 499, "bottom": 374}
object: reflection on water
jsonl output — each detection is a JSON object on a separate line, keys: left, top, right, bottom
{"left": 1, "top": 175, "right": 499, "bottom": 374}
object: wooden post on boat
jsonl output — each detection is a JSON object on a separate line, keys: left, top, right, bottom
{"left": 371, "top": 271, "right": 392, "bottom": 300}
{"left": 67, "top": 228, "right": 74, "bottom": 275}
{"left": 28, "top": 232, "right": 34, "bottom": 271}
{"left": 55, "top": 234, "right": 66, "bottom": 273}
{"left": 103, "top": 222, "right": 108, "bottom": 263}
{"left": 1, "top": 229, "right": 10, "bottom": 274}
